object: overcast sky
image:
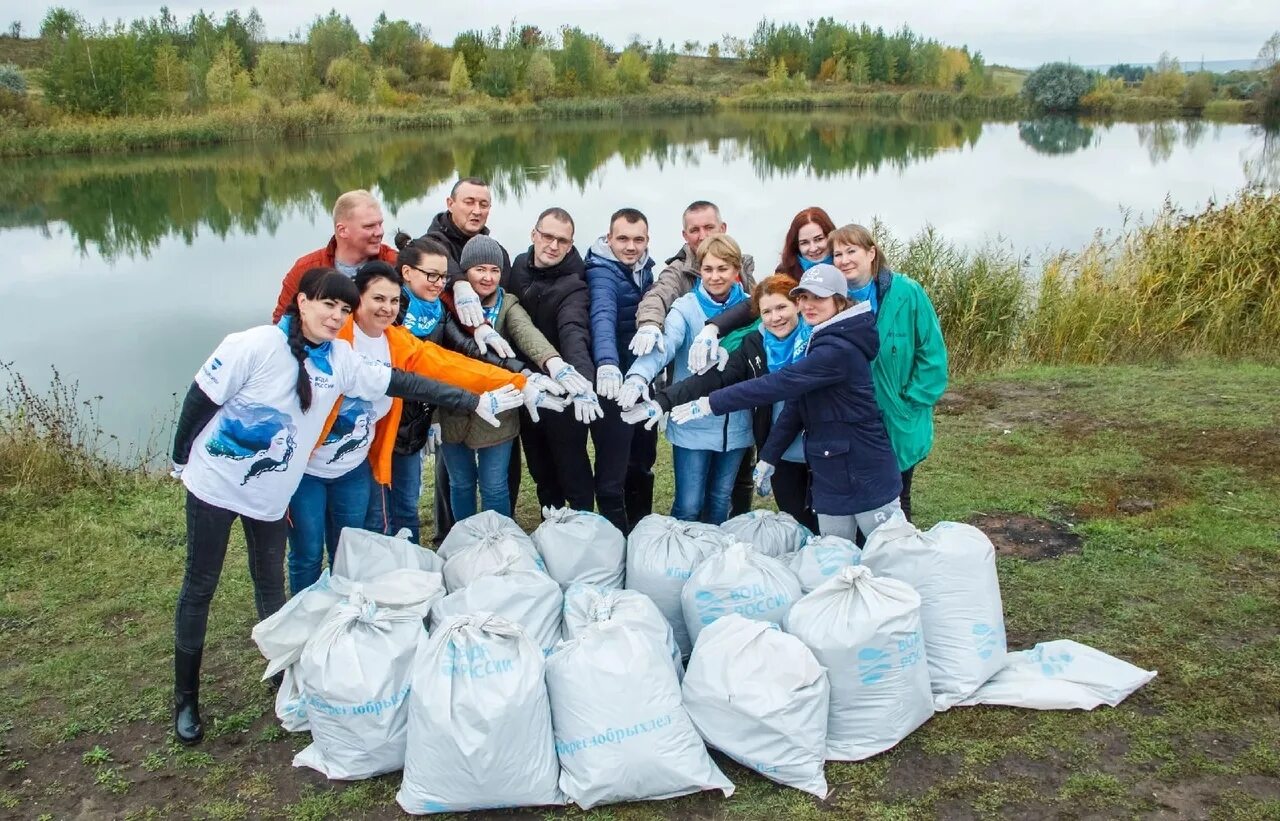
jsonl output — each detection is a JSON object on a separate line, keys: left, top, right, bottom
{"left": 10, "top": 1, "right": 1277, "bottom": 67}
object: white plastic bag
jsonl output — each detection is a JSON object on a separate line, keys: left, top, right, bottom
{"left": 784, "top": 566, "right": 933, "bottom": 761}
{"left": 862, "top": 516, "right": 1007, "bottom": 710}
{"left": 437, "top": 510, "right": 529, "bottom": 560}
{"left": 442, "top": 530, "right": 545, "bottom": 593}
{"left": 397, "top": 613, "right": 564, "bottom": 814}
{"left": 788, "top": 535, "right": 862, "bottom": 593}
{"left": 332, "top": 526, "right": 444, "bottom": 579}
{"left": 562, "top": 583, "right": 683, "bottom": 679}
{"left": 532, "top": 507, "right": 625, "bottom": 590}
{"left": 721, "top": 510, "right": 811, "bottom": 558}
{"left": 624, "top": 515, "right": 729, "bottom": 656}
{"left": 680, "top": 542, "right": 802, "bottom": 648}
{"left": 293, "top": 591, "right": 430, "bottom": 779}
{"left": 274, "top": 667, "right": 309, "bottom": 732}
{"left": 430, "top": 561, "right": 564, "bottom": 655}
{"left": 545, "top": 620, "right": 734, "bottom": 809}
{"left": 958, "top": 639, "right": 1157, "bottom": 710}
{"left": 682, "top": 615, "right": 830, "bottom": 798}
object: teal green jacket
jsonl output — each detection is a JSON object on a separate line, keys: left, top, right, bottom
{"left": 872, "top": 270, "right": 948, "bottom": 471}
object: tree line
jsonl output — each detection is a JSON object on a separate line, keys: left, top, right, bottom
{"left": 7, "top": 6, "right": 996, "bottom": 118}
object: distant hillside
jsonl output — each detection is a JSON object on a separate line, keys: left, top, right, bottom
{"left": 1083, "top": 58, "right": 1258, "bottom": 75}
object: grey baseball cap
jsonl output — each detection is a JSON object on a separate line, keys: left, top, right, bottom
{"left": 789, "top": 263, "right": 846, "bottom": 299}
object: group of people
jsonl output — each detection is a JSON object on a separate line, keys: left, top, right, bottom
{"left": 166, "top": 178, "right": 948, "bottom": 745}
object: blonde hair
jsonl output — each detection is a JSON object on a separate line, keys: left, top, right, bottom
{"left": 696, "top": 233, "right": 743, "bottom": 271}
{"left": 827, "top": 223, "right": 883, "bottom": 276}
{"left": 332, "top": 190, "right": 378, "bottom": 225}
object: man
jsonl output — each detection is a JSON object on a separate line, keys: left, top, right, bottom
{"left": 585, "top": 208, "right": 658, "bottom": 532}
{"left": 271, "top": 190, "right": 397, "bottom": 323}
{"left": 508, "top": 207, "right": 597, "bottom": 512}
{"left": 628, "top": 200, "right": 758, "bottom": 518}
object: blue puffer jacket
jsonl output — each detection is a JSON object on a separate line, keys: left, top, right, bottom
{"left": 708, "top": 304, "right": 902, "bottom": 515}
{"left": 585, "top": 237, "right": 655, "bottom": 371}
{"left": 627, "top": 291, "right": 753, "bottom": 453}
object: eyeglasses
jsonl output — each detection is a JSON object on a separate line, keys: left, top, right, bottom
{"left": 533, "top": 228, "right": 574, "bottom": 248}
{"left": 409, "top": 265, "right": 448, "bottom": 284}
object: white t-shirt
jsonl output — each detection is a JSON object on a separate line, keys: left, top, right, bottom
{"left": 182, "top": 325, "right": 392, "bottom": 520}
{"left": 305, "top": 325, "right": 394, "bottom": 479}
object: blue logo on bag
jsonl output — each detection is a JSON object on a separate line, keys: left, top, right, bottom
{"left": 694, "top": 590, "right": 725, "bottom": 625}
{"left": 972, "top": 623, "right": 1002, "bottom": 660}
{"left": 857, "top": 647, "right": 893, "bottom": 684}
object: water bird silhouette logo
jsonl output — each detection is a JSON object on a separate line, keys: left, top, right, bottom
{"left": 972, "top": 623, "right": 1003, "bottom": 660}
{"left": 857, "top": 646, "right": 893, "bottom": 684}
{"left": 693, "top": 590, "right": 726, "bottom": 625}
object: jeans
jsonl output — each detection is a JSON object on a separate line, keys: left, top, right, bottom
{"left": 591, "top": 398, "right": 659, "bottom": 531}
{"left": 175, "top": 491, "right": 287, "bottom": 654}
{"left": 520, "top": 408, "right": 594, "bottom": 511}
{"left": 818, "top": 498, "right": 904, "bottom": 543}
{"left": 670, "top": 445, "right": 748, "bottom": 525}
{"left": 365, "top": 449, "right": 423, "bottom": 543}
{"left": 440, "top": 439, "right": 515, "bottom": 520}
{"left": 288, "top": 461, "right": 371, "bottom": 594}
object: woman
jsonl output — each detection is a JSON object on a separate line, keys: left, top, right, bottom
{"left": 669, "top": 264, "right": 902, "bottom": 541}
{"left": 288, "top": 261, "right": 545, "bottom": 593}
{"left": 777, "top": 207, "right": 837, "bottom": 278}
{"left": 623, "top": 234, "right": 753, "bottom": 525}
{"left": 624, "top": 274, "right": 819, "bottom": 531}
{"left": 169, "top": 267, "right": 527, "bottom": 745}
{"left": 828, "top": 224, "right": 947, "bottom": 520}
{"left": 436, "top": 235, "right": 584, "bottom": 519}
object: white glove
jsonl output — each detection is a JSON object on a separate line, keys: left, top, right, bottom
{"left": 571, "top": 392, "right": 605, "bottom": 424}
{"left": 628, "top": 325, "right": 665, "bottom": 357}
{"left": 688, "top": 324, "right": 724, "bottom": 374}
{"left": 595, "top": 363, "right": 624, "bottom": 400}
{"left": 473, "top": 325, "right": 516, "bottom": 359}
{"left": 425, "top": 423, "right": 442, "bottom": 457}
{"left": 523, "top": 371, "right": 567, "bottom": 396}
{"left": 752, "top": 460, "right": 775, "bottom": 496}
{"left": 521, "top": 380, "right": 570, "bottom": 422}
{"left": 474, "top": 385, "right": 523, "bottom": 427}
{"left": 670, "top": 396, "right": 712, "bottom": 425}
{"left": 616, "top": 374, "right": 649, "bottom": 411}
{"left": 620, "top": 399, "right": 666, "bottom": 432}
{"left": 545, "top": 356, "right": 592, "bottom": 395}
{"left": 453, "top": 280, "right": 486, "bottom": 328}
{"left": 170, "top": 462, "right": 185, "bottom": 480}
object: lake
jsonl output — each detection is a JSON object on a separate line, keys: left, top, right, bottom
{"left": 1, "top": 112, "right": 1274, "bottom": 455}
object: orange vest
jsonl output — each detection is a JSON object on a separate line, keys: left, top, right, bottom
{"left": 315, "top": 319, "right": 527, "bottom": 485}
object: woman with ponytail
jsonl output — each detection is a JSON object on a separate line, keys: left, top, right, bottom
{"left": 287, "top": 261, "right": 553, "bottom": 593}
{"left": 168, "top": 267, "right": 535, "bottom": 747}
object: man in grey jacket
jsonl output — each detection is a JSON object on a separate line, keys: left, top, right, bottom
{"left": 628, "top": 200, "right": 758, "bottom": 517}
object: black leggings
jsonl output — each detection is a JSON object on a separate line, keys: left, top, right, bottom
{"left": 772, "top": 459, "right": 819, "bottom": 532}
{"left": 174, "top": 491, "right": 288, "bottom": 654}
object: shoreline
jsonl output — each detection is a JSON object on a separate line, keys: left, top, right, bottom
{"left": 0, "top": 88, "right": 1259, "bottom": 159}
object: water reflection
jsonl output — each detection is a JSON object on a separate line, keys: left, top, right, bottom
{"left": 1017, "top": 117, "right": 1096, "bottom": 155}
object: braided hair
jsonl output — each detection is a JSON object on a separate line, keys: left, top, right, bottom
{"left": 284, "top": 267, "right": 360, "bottom": 412}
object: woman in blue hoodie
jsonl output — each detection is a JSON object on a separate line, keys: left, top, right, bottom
{"left": 623, "top": 234, "right": 754, "bottom": 524}
{"left": 669, "top": 263, "right": 902, "bottom": 541}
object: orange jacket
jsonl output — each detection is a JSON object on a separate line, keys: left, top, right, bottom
{"left": 316, "top": 319, "right": 526, "bottom": 485}
{"left": 272, "top": 237, "right": 400, "bottom": 323}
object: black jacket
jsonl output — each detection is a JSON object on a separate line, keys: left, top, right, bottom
{"left": 393, "top": 311, "right": 525, "bottom": 455}
{"left": 655, "top": 331, "right": 773, "bottom": 450}
{"left": 508, "top": 246, "right": 594, "bottom": 381}
{"left": 421, "top": 211, "right": 512, "bottom": 288}
{"left": 708, "top": 305, "right": 901, "bottom": 515}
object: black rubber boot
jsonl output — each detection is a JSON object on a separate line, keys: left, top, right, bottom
{"left": 623, "top": 472, "right": 655, "bottom": 534}
{"left": 174, "top": 646, "right": 204, "bottom": 745}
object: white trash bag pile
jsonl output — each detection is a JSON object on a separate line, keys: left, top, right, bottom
{"left": 250, "top": 509, "right": 1155, "bottom": 811}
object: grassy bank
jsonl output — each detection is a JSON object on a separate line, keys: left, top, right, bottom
{"left": 728, "top": 89, "right": 1025, "bottom": 118}
{"left": 1, "top": 361, "right": 1278, "bottom": 818}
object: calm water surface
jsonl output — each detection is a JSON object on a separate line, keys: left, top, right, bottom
{"left": 1, "top": 112, "right": 1273, "bottom": 453}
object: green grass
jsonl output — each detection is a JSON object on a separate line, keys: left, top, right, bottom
{"left": 1, "top": 360, "right": 1278, "bottom": 817}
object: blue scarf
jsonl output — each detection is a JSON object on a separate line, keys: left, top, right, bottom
{"left": 760, "top": 322, "right": 813, "bottom": 371}
{"left": 848, "top": 278, "right": 878, "bottom": 315}
{"left": 483, "top": 289, "right": 504, "bottom": 326}
{"left": 276, "top": 315, "right": 333, "bottom": 375}
{"left": 693, "top": 281, "right": 748, "bottom": 319}
{"left": 401, "top": 287, "right": 442, "bottom": 338}
{"left": 798, "top": 254, "right": 833, "bottom": 271}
